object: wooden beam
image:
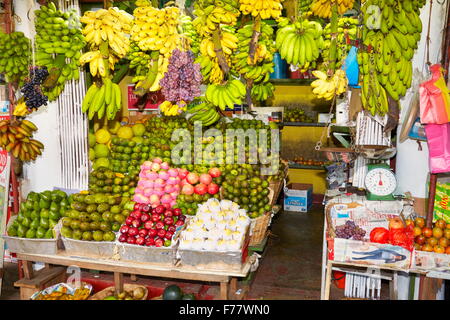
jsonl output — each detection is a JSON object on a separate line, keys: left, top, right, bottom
{"left": 220, "top": 282, "right": 228, "bottom": 300}
{"left": 114, "top": 272, "right": 124, "bottom": 295}
{"left": 22, "top": 261, "right": 34, "bottom": 280}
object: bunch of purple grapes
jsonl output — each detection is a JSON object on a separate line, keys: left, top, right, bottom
{"left": 20, "top": 66, "right": 49, "bottom": 109}
{"left": 335, "top": 220, "right": 366, "bottom": 240}
{"left": 160, "top": 49, "right": 202, "bottom": 103}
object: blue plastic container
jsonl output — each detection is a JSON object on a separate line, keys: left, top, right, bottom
{"left": 270, "top": 53, "right": 288, "bottom": 79}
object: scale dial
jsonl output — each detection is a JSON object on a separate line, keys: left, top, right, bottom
{"left": 364, "top": 167, "right": 397, "bottom": 196}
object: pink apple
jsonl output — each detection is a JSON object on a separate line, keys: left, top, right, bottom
{"left": 159, "top": 171, "right": 170, "bottom": 180}
{"left": 149, "top": 194, "right": 160, "bottom": 204}
{"left": 160, "top": 162, "right": 170, "bottom": 170}
{"left": 186, "top": 172, "right": 199, "bottom": 184}
{"left": 181, "top": 184, "right": 195, "bottom": 195}
{"left": 153, "top": 158, "right": 162, "bottom": 164}
{"left": 180, "top": 178, "right": 189, "bottom": 186}
{"left": 143, "top": 188, "right": 155, "bottom": 197}
{"left": 199, "top": 173, "right": 212, "bottom": 185}
{"left": 151, "top": 162, "right": 161, "bottom": 172}
{"left": 142, "top": 161, "right": 153, "bottom": 169}
{"left": 146, "top": 171, "right": 158, "bottom": 180}
{"left": 161, "top": 194, "right": 172, "bottom": 204}
{"left": 172, "top": 184, "right": 181, "bottom": 192}
{"left": 154, "top": 187, "right": 165, "bottom": 197}
{"left": 164, "top": 184, "right": 175, "bottom": 194}
{"left": 143, "top": 180, "right": 155, "bottom": 188}
{"left": 167, "top": 176, "right": 179, "bottom": 185}
{"left": 154, "top": 178, "right": 165, "bottom": 188}
{"left": 170, "top": 191, "right": 179, "bottom": 199}
{"left": 170, "top": 200, "right": 177, "bottom": 208}
{"left": 208, "top": 167, "right": 221, "bottom": 178}
{"left": 168, "top": 168, "right": 179, "bottom": 177}
{"left": 177, "top": 168, "right": 189, "bottom": 179}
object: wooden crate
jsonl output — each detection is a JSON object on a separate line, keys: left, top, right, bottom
{"left": 14, "top": 267, "right": 67, "bottom": 300}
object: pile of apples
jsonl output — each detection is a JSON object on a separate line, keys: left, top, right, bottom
{"left": 409, "top": 217, "right": 450, "bottom": 254}
{"left": 180, "top": 168, "right": 221, "bottom": 196}
{"left": 118, "top": 203, "right": 186, "bottom": 247}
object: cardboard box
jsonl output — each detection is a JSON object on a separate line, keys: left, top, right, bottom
{"left": 283, "top": 183, "right": 313, "bottom": 212}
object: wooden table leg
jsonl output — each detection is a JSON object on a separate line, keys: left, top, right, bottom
{"left": 389, "top": 271, "right": 398, "bottom": 300}
{"left": 323, "top": 261, "right": 333, "bottom": 300}
{"left": 220, "top": 281, "right": 228, "bottom": 300}
{"left": 22, "top": 261, "right": 33, "bottom": 280}
{"left": 229, "top": 277, "right": 237, "bottom": 299}
{"left": 114, "top": 272, "right": 124, "bottom": 295}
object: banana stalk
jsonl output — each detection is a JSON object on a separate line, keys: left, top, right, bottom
{"left": 328, "top": 2, "right": 339, "bottom": 74}
{"left": 212, "top": 29, "right": 230, "bottom": 76}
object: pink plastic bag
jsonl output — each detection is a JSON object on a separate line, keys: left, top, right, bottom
{"left": 419, "top": 64, "right": 450, "bottom": 124}
{"left": 424, "top": 123, "right": 450, "bottom": 173}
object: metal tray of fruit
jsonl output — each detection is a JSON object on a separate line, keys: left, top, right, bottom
{"left": 116, "top": 242, "right": 178, "bottom": 265}
{"left": 61, "top": 236, "right": 117, "bottom": 259}
{"left": 2, "top": 216, "right": 61, "bottom": 255}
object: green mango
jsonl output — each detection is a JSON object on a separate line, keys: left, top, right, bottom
{"left": 50, "top": 202, "right": 60, "bottom": 213}
{"left": 36, "top": 226, "right": 46, "bottom": 239}
{"left": 7, "top": 225, "right": 17, "bottom": 237}
{"left": 11, "top": 219, "right": 20, "bottom": 229}
{"left": 30, "top": 219, "right": 40, "bottom": 230}
{"left": 39, "top": 198, "right": 50, "bottom": 209}
{"left": 27, "top": 192, "right": 40, "bottom": 202}
{"left": 25, "top": 229, "right": 36, "bottom": 239}
{"left": 49, "top": 211, "right": 60, "bottom": 221}
{"left": 45, "top": 229, "right": 53, "bottom": 239}
{"left": 17, "top": 224, "right": 28, "bottom": 238}
{"left": 16, "top": 212, "right": 24, "bottom": 222}
{"left": 21, "top": 216, "right": 31, "bottom": 227}
{"left": 41, "top": 190, "right": 52, "bottom": 202}
{"left": 48, "top": 219, "right": 58, "bottom": 229}
{"left": 30, "top": 210, "right": 40, "bottom": 220}
{"left": 40, "top": 208, "right": 50, "bottom": 219}
{"left": 40, "top": 217, "right": 49, "bottom": 229}
{"left": 20, "top": 202, "right": 28, "bottom": 212}
{"left": 60, "top": 198, "right": 69, "bottom": 209}
{"left": 33, "top": 200, "right": 40, "bottom": 211}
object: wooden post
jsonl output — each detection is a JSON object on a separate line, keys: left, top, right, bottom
{"left": 219, "top": 281, "right": 228, "bottom": 300}
{"left": 229, "top": 277, "right": 237, "bottom": 299}
{"left": 323, "top": 261, "right": 333, "bottom": 300}
{"left": 22, "top": 261, "right": 34, "bottom": 280}
{"left": 114, "top": 272, "right": 124, "bottom": 295}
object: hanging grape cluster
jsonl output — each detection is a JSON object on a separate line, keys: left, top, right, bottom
{"left": 20, "top": 67, "right": 50, "bottom": 110}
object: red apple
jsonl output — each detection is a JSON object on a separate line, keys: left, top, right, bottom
{"left": 179, "top": 215, "right": 186, "bottom": 221}
{"left": 155, "top": 238, "right": 164, "bottom": 247}
{"left": 133, "top": 203, "right": 141, "bottom": 211}
{"left": 208, "top": 167, "right": 221, "bottom": 178}
{"left": 129, "top": 210, "right": 139, "bottom": 219}
{"left": 177, "top": 168, "right": 189, "bottom": 179}
{"left": 131, "top": 219, "right": 141, "bottom": 228}
{"left": 145, "top": 238, "right": 155, "bottom": 246}
{"left": 207, "top": 183, "right": 220, "bottom": 195}
{"left": 173, "top": 208, "right": 182, "bottom": 216}
{"left": 148, "top": 228, "right": 157, "bottom": 237}
{"left": 199, "top": 173, "right": 213, "bottom": 185}
{"left": 120, "top": 225, "right": 129, "bottom": 234}
{"left": 154, "top": 205, "right": 166, "bottom": 215}
{"left": 135, "top": 236, "right": 145, "bottom": 246}
{"left": 157, "top": 229, "right": 166, "bottom": 238}
{"left": 155, "top": 221, "right": 165, "bottom": 230}
{"left": 164, "top": 217, "right": 174, "bottom": 225}
{"left": 151, "top": 213, "right": 161, "bottom": 222}
{"left": 125, "top": 216, "right": 134, "bottom": 226}
{"left": 186, "top": 172, "right": 199, "bottom": 184}
{"left": 141, "top": 205, "right": 151, "bottom": 213}
{"left": 181, "top": 184, "right": 195, "bottom": 195}
{"left": 144, "top": 221, "right": 154, "bottom": 230}
{"left": 118, "top": 234, "right": 127, "bottom": 242}
{"left": 140, "top": 213, "right": 150, "bottom": 223}
{"left": 128, "top": 227, "right": 139, "bottom": 237}
{"left": 127, "top": 236, "right": 136, "bottom": 244}
{"left": 194, "top": 183, "right": 207, "bottom": 195}
{"left": 175, "top": 220, "right": 185, "bottom": 227}
{"left": 138, "top": 229, "right": 148, "bottom": 237}
{"left": 164, "top": 209, "right": 173, "bottom": 217}
{"left": 168, "top": 225, "right": 176, "bottom": 233}
{"left": 164, "top": 230, "right": 174, "bottom": 240}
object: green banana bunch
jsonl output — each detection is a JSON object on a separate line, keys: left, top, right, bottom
{"left": 186, "top": 101, "right": 221, "bottom": 126}
{"left": 34, "top": 2, "right": 85, "bottom": 101}
{"left": 192, "top": 0, "right": 240, "bottom": 37}
{"left": 320, "top": 17, "right": 358, "bottom": 70}
{"left": 180, "top": 15, "right": 201, "bottom": 55}
{"left": 0, "top": 31, "right": 31, "bottom": 87}
{"left": 275, "top": 18, "right": 324, "bottom": 70}
{"left": 358, "top": 0, "right": 422, "bottom": 116}
{"left": 298, "top": 0, "right": 313, "bottom": 13}
{"left": 232, "top": 21, "right": 276, "bottom": 90}
{"left": 205, "top": 79, "right": 246, "bottom": 110}
{"left": 251, "top": 82, "right": 275, "bottom": 102}
{"left": 82, "top": 79, "right": 122, "bottom": 120}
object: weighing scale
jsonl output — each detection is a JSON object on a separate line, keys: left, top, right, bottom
{"left": 364, "top": 163, "right": 397, "bottom": 201}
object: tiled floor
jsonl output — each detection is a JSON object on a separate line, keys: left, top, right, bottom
{"left": 0, "top": 204, "right": 350, "bottom": 300}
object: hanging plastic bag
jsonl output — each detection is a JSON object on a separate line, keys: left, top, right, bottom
{"left": 424, "top": 123, "right": 450, "bottom": 173}
{"left": 419, "top": 64, "right": 450, "bottom": 124}
{"left": 342, "top": 46, "right": 359, "bottom": 87}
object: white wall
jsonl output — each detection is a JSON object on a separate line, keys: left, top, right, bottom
{"left": 13, "top": 0, "right": 62, "bottom": 195}
{"left": 396, "top": 1, "right": 449, "bottom": 198}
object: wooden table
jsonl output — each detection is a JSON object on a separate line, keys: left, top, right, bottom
{"left": 16, "top": 252, "right": 253, "bottom": 300}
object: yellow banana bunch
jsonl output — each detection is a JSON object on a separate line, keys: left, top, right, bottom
{"left": 205, "top": 79, "right": 246, "bottom": 110}
{"left": 275, "top": 18, "right": 324, "bottom": 70}
{"left": 311, "top": 0, "right": 355, "bottom": 18}
{"left": 310, "top": 70, "right": 347, "bottom": 101}
{"left": 80, "top": 7, "right": 132, "bottom": 76}
{"left": 195, "top": 55, "right": 226, "bottom": 85}
{"left": 239, "top": 0, "right": 284, "bottom": 20}
{"left": 193, "top": 0, "right": 241, "bottom": 37}
{"left": 131, "top": 5, "right": 181, "bottom": 56}
{"left": 0, "top": 119, "right": 44, "bottom": 162}
{"left": 159, "top": 100, "right": 187, "bottom": 116}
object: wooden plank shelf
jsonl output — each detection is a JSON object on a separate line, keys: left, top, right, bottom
{"left": 281, "top": 122, "right": 327, "bottom": 127}
{"left": 288, "top": 163, "right": 326, "bottom": 170}
{"left": 269, "top": 78, "right": 315, "bottom": 85}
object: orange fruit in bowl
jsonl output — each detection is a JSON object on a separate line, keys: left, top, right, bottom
{"left": 427, "top": 237, "right": 438, "bottom": 246}
{"left": 413, "top": 226, "right": 422, "bottom": 237}
{"left": 422, "top": 244, "right": 433, "bottom": 252}
{"left": 405, "top": 219, "right": 415, "bottom": 227}
{"left": 435, "top": 219, "right": 447, "bottom": 229}
{"left": 415, "top": 217, "right": 426, "bottom": 228}
{"left": 444, "top": 229, "right": 450, "bottom": 240}
{"left": 432, "top": 227, "right": 443, "bottom": 239}
{"left": 446, "top": 246, "right": 450, "bottom": 254}
{"left": 434, "top": 245, "right": 446, "bottom": 254}
{"left": 439, "top": 237, "right": 448, "bottom": 248}
{"left": 422, "top": 227, "right": 433, "bottom": 238}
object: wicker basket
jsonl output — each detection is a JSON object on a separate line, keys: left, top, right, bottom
{"left": 248, "top": 211, "right": 271, "bottom": 246}
{"left": 89, "top": 284, "right": 148, "bottom": 300}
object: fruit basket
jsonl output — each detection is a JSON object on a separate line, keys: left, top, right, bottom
{"left": 61, "top": 236, "right": 117, "bottom": 258}
{"left": 31, "top": 282, "right": 93, "bottom": 300}
{"left": 117, "top": 242, "right": 178, "bottom": 265}
{"left": 89, "top": 284, "right": 148, "bottom": 300}
{"left": 2, "top": 216, "right": 62, "bottom": 255}
{"left": 248, "top": 211, "right": 272, "bottom": 246}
